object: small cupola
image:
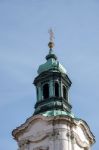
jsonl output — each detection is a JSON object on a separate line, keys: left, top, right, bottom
{"left": 33, "top": 30, "right": 73, "bottom": 117}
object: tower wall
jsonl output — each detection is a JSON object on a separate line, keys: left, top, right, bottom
{"left": 13, "top": 115, "right": 94, "bottom": 150}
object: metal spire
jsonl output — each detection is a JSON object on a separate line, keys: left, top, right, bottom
{"left": 48, "top": 28, "right": 55, "bottom": 51}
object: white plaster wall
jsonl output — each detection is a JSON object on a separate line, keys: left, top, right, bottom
{"left": 74, "top": 144, "right": 84, "bottom": 150}
{"left": 19, "top": 119, "right": 47, "bottom": 140}
{"left": 73, "top": 125, "right": 90, "bottom": 146}
{"left": 17, "top": 117, "right": 91, "bottom": 150}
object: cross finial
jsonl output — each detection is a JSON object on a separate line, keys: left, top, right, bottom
{"left": 48, "top": 28, "right": 54, "bottom": 42}
{"left": 48, "top": 28, "right": 55, "bottom": 50}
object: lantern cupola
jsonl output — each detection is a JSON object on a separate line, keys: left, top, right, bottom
{"left": 33, "top": 30, "right": 73, "bottom": 117}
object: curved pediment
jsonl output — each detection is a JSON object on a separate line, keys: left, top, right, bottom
{"left": 12, "top": 114, "right": 95, "bottom": 147}
{"left": 12, "top": 115, "right": 49, "bottom": 140}
{"left": 12, "top": 114, "right": 74, "bottom": 140}
{"left": 74, "top": 119, "right": 95, "bottom": 145}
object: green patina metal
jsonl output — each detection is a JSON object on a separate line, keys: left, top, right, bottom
{"left": 33, "top": 45, "right": 72, "bottom": 117}
{"left": 42, "top": 110, "right": 74, "bottom": 118}
{"left": 38, "top": 49, "right": 67, "bottom": 75}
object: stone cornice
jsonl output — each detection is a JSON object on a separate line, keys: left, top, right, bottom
{"left": 12, "top": 115, "right": 74, "bottom": 140}
{"left": 12, "top": 115, "right": 45, "bottom": 140}
{"left": 12, "top": 114, "right": 95, "bottom": 146}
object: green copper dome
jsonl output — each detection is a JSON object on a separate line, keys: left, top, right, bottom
{"left": 38, "top": 49, "right": 67, "bottom": 75}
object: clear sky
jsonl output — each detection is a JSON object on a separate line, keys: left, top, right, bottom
{"left": 0, "top": 0, "right": 99, "bottom": 149}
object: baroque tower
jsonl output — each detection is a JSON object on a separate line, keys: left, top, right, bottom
{"left": 12, "top": 32, "right": 95, "bottom": 150}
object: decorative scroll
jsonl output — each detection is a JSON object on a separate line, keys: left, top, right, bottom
{"left": 74, "top": 132, "right": 89, "bottom": 149}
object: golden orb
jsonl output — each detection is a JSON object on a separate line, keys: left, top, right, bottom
{"left": 48, "top": 41, "right": 54, "bottom": 49}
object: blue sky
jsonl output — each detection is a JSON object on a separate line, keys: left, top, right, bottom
{"left": 0, "top": 0, "right": 99, "bottom": 149}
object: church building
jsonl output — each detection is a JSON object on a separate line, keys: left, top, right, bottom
{"left": 12, "top": 32, "right": 95, "bottom": 150}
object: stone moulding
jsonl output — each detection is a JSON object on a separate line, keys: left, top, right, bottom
{"left": 19, "top": 134, "right": 49, "bottom": 147}
{"left": 18, "top": 130, "right": 90, "bottom": 149}
{"left": 74, "top": 132, "right": 89, "bottom": 149}
{"left": 12, "top": 115, "right": 73, "bottom": 139}
{"left": 74, "top": 119, "right": 95, "bottom": 145}
{"left": 12, "top": 114, "right": 95, "bottom": 146}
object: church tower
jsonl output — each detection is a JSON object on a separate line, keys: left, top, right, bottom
{"left": 12, "top": 31, "right": 95, "bottom": 150}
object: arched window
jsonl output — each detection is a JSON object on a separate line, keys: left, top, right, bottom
{"left": 43, "top": 83, "right": 49, "bottom": 99}
{"left": 63, "top": 85, "right": 66, "bottom": 100}
{"left": 55, "top": 82, "right": 59, "bottom": 97}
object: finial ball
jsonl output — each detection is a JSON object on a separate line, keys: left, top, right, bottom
{"left": 48, "top": 41, "right": 54, "bottom": 49}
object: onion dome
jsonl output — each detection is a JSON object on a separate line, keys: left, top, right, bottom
{"left": 38, "top": 42, "right": 67, "bottom": 75}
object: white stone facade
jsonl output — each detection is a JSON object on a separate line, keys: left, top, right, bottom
{"left": 12, "top": 115, "right": 95, "bottom": 150}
